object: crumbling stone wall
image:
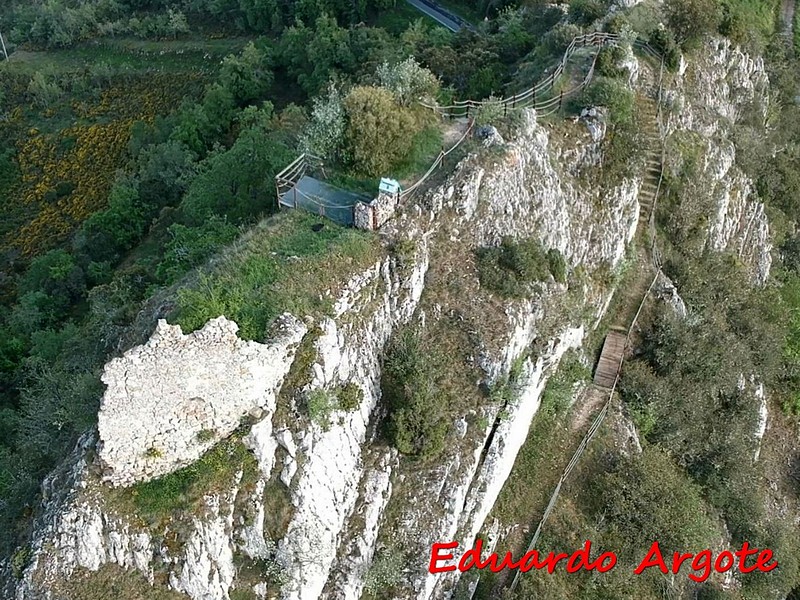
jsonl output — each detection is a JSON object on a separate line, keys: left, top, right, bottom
{"left": 354, "top": 191, "right": 399, "bottom": 230}
{"left": 97, "top": 315, "right": 306, "bottom": 486}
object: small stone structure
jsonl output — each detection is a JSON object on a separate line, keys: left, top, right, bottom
{"left": 354, "top": 188, "right": 400, "bottom": 231}
{"left": 97, "top": 315, "right": 306, "bottom": 486}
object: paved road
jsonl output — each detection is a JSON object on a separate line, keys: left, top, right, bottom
{"left": 405, "top": 0, "right": 468, "bottom": 32}
{"left": 781, "top": 0, "right": 796, "bottom": 36}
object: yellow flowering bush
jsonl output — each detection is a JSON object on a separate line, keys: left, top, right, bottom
{"left": 7, "top": 120, "right": 132, "bottom": 256}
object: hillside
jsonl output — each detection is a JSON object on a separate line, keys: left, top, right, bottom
{"left": 1, "top": 0, "right": 800, "bottom": 599}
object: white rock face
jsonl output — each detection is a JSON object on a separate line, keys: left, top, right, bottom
{"left": 322, "top": 451, "right": 396, "bottom": 600}
{"left": 169, "top": 489, "right": 239, "bottom": 599}
{"left": 666, "top": 38, "right": 769, "bottom": 137}
{"left": 754, "top": 384, "right": 768, "bottom": 462}
{"left": 446, "top": 110, "right": 639, "bottom": 270}
{"left": 431, "top": 328, "right": 584, "bottom": 596}
{"left": 12, "top": 435, "right": 156, "bottom": 600}
{"left": 655, "top": 271, "right": 688, "bottom": 319}
{"left": 97, "top": 315, "right": 306, "bottom": 486}
{"left": 279, "top": 249, "right": 428, "bottom": 600}
{"left": 664, "top": 37, "right": 772, "bottom": 284}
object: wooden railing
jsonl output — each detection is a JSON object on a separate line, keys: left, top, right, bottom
{"left": 422, "top": 32, "right": 660, "bottom": 119}
{"left": 274, "top": 153, "right": 322, "bottom": 205}
{"left": 399, "top": 117, "right": 475, "bottom": 201}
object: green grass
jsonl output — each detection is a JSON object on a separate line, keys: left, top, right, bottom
{"left": 172, "top": 211, "right": 381, "bottom": 341}
{"left": 3, "top": 35, "right": 248, "bottom": 74}
{"left": 625, "top": 0, "right": 665, "bottom": 37}
{"left": 487, "top": 351, "right": 590, "bottom": 527}
{"left": 324, "top": 170, "right": 380, "bottom": 197}
{"left": 392, "top": 124, "right": 444, "bottom": 181}
{"left": 795, "top": 3, "right": 800, "bottom": 53}
{"left": 322, "top": 123, "right": 444, "bottom": 195}
{"left": 721, "top": 0, "right": 780, "bottom": 43}
{"left": 117, "top": 435, "right": 258, "bottom": 525}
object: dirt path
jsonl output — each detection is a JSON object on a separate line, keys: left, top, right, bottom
{"left": 570, "top": 386, "right": 608, "bottom": 432}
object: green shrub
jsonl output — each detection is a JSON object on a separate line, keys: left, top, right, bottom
{"left": 0, "top": 148, "right": 18, "bottom": 196}
{"left": 664, "top": 0, "right": 722, "bottom": 46}
{"left": 649, "top": 26, "right": 681, "bottom": 71}
{"left": 342, "top": 86, "right": 420, "bottom": 177}
{"left": 11, "top": 546, "right": 30, "bottom": 579}
{"left": 364, "top": 546, "right": 405, "bottom": 597}
{"left": 476, "top": 237, "right": 557, "bottom": 298}
{"left": 156, "top": 217, "right": 239, "bottom": 284}
{"left": 196, "top": 429, "right": 216, "bottom": 443}
{"left": 179, "top": 112, "right": 293, "bottom": 226}
{"left": 336, "top": 383, "right": 363, "bottom": 411}
{"left": 595, "top": 45, "right": 627, "bottom": 78}
{"left": 144, "top": 446, "right": 163, "bottom": 458}
{"left": 126, "top": 437, "right": 257, "bottom": 523}
{"left": 569, "top": 0, "right": 608, "bottom": 26}
{"left": 382, "top": 329, "right": 450, "bottom": 460}
{"left": 580, "top": 77, "right": 634, "bottom": 126}
{"left": 546, "top": 249, "right": 567, "bottom": 283}
{"left": 75, "top": 179, "right": 151, "bottom": 264}
{"left": 540, "top": 351, "right": 589, "bottom": 416}
{"left": 307, "top": 389, "right": 335, "bottom": 429}
{"left": 584, "top": 446, "right": 718, "bottom": 560}
{"left": 474, "top": 96, "right": 504, "bottom": 127}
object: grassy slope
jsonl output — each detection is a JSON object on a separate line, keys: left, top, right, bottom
{"left": 172, "top": 210, "right": 382, "bottom": 341}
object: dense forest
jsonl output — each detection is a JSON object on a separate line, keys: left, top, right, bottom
{"left": 1, "top": 0, "right": 799, "bottom": 597}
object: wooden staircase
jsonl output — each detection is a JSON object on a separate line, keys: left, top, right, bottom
{"left": 636, "top": 92, "right": 663, "bottom": 231}
{"left": 592, "top": 88, "right": 666, "bottom": 388}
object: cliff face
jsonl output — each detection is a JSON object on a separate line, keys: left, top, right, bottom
{"left": 4, "top": 38, "right": 774, "bottom": 600}
{"left": 663, "top": 38, "right": 772, "bottom": 284}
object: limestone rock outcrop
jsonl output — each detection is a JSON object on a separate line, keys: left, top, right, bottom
{"left": 97, "top": 315, "right": 306, "bottom": 486}
{"left": 665, "top": 38, "right": 772, "bottom": 284}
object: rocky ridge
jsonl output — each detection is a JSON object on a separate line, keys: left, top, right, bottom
{"left": 3, "top": 37, "right": 775, "bottom": 600}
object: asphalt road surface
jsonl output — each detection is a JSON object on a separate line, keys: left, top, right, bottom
{"left": 405, "top": 0, "right": 466, "bottom": 32}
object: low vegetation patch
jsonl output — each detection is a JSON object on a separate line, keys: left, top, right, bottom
{"left": 476, "top": 237, "right": 566, "bottom": 298}
{"left": 381, "top": 328, "right": 450, "bottom": 459}
{"left": 111, "top": 433, "right": 258, "bottom": 526}
{"left": 56, "top": 564, "right": 189, "bottom": 600}
{"left": 173, "top": 212, "right": 379, "bottom": 341}
{"left": 336, "top": 383, "right": 364, "bottom": 411}
{"left": 488, "top": 351, "right": 589, "bottom": 526}
{"left": 304, "top": 383, "right": 363, "bottom": 428}
{"left": 306, "top": 388, "right": 336, "bottom": 429}
{"left": 363, "top": 545, "right": 406, "bottom": 598}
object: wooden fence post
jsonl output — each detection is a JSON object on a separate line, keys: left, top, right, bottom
{"left": 558, "top": 89, "right": 563, "bottom": 111}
